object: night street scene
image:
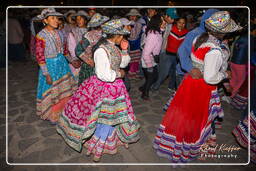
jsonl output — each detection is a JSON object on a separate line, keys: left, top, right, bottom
{"left": 1, "top": 0, "right": 256, "bottom": 171}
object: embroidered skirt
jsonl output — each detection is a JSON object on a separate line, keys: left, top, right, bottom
{"left": 232, "top": 110, "right": 256, "bottom": 164}
{"left": 57, "top": 75, "right": 140, "bottom": 160}
{"left": 153, "top": 75, "right": 223, "bottom": 163}
{"left": 36, "top": 53, "right": 76, "bottom": 123}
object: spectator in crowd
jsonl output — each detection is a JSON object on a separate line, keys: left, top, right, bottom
{"left": 8, "top": 12, "right": 26, "bottom": 61}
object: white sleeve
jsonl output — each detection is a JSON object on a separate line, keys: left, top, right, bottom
{"left": 203, "top": 49, "right": 227, "bottom": 84}
{"left": 94, "top": 48, "right": 117, "bottom": 82}
{"left": 120, "top": 50, "right": 131, "bottom": 68}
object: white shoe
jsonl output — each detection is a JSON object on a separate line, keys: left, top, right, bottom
{"left": 221, "top": 96, "right": 231, "bottom": 103}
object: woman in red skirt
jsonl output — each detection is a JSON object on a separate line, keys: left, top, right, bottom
{"left": 153, "top": 11, "right": 242, "bottom": 163}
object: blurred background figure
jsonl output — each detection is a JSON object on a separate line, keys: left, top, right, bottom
{"left": 8, "top": 11, "right": 26, "bottom": 62}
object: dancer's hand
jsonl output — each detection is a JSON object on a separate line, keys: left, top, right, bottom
{"left": 71, "top": 60, "right": 81, "bottom": 68}
{"left": 226, "top": 71, "right": 232, "bottom": 79}
{"left": 85, "top": 58, "right": 95, "bottom": 67}
{"left": 189, "top": 68, "right": 203, "bottom": 79}
{"left": 46, "top": 74, "right": 52, "bottom": 85}
{"left": 119, "top": 69, "right": 125, "bottom": 78}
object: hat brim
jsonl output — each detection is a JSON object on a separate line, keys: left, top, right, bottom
{"left": 206, "top": 19, "right": 243, "bottom": 33}
{"left": 126, "top": 13, "right": 141, "bottom": 17}
{"left": 88, "top": 16, "right": 109, "bottom": 28}
{"left": 64, "top": 11, "right": 76, "bottom": 18}
{"left": 102, "top": 27, "right": 130, "bottom": 35}
{"left": 45, "top": 12, "right": 63, "bottom": 18}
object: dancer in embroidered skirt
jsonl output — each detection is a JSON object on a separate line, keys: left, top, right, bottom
{"left": 75, "top": 13, "right": 109, "bottom": 85}
{"left": 232, "top": 59, "right": 256, "bottom": 163}
{"left": 57, "top": 19, "right": 140, "bottom": 162}
{"left": 126, "top": 9, "right": 143, "bottom": 79}
{"left": 153, "top": 11, "right": 242, "bottom": 163}
{"left": 66, "top": 10, "right": 89, "bottom": 84}
{"left": 36, "top": 8, "right": 76, "bottom": 123}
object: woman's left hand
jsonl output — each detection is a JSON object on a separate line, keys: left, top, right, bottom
{"left": 120, "top": 39, "right": 129, "bottom": 50}
{"left": 85, "top": 58, "right": 95, "bottom": 67}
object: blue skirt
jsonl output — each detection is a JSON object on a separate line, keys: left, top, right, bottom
{"left": 36, "top": 53, "right": 76, "bottom": 122}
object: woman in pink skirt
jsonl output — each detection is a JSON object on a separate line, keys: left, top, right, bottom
{"left": 57, "top": 19, "right": 140, "bottom": 162}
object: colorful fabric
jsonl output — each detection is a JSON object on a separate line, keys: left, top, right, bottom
{"left": 76, "top": 29, "right": 102, "bottom": 62}
{"left": 83, "top": 123, "right": 126, "bottom": 160}
{"left": 99, "top": 41, "right": 122, "bottom": 73}
{"left": 36, "top": 29, "right": 69, "bottom": 75}
{"left": 230, "top": 65, "right": 255, "bottom": 110}
{"left": 154, "top": 36, "right": 226, "bottom": 163}
{"left": 232, "top": 110, "right": 256, "bottom": 164}
{"left": 78, "top": 62, "right": 95, "bottom": 85}
{"left": 205, "top": 11, "right": 242, "bottom": 33}
{"left": 66, "top": 27, "right": 88, "bottom": 84}
{"left": 57, "top": 75, "right": 140, "bottom": 153}
{"left": 231, "top": 94, "right": 248, "bottom": 110}
{"left": 88, "top": 13, "right": 109, "bottom": 28}
{"left": 75, "top": 29, "right": 102, "bottom": 84}
{"left": 230, "top": 62, "right": 247, "bottom": 97}
{"left": 153, "top": 75, "right": 223, "bottom": 163}
{"left": 102, "top": 19, "right": 130, "bottom": 35}
{"left": 128, "top": 49, "right": 141, "bottom": 76}
{"left": 36, "top": 53, "right": 76, "bottom": 123}
{"left": 70, "top": 27, "right": 88, "bottom": 45}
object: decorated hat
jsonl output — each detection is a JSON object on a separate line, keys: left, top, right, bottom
{"left": 87, "top": 13, "right": 109, "bottom": 28}
{"left": 166, "top": 8, "right": 178, "bottom": 19}
{"left": 37, "top": 8, "right": 63, "bottom": 20}
{"left": 205, "top": 11, "right": 243, "bottom": 33}
{"left": 72, "top": 10, "right": 90, "bottom": 20}
{"left": 126, "top": 9, "right": 141, "bottom": 17}
{"left": 101, "top": 19, "right": 130, "bottom": 35}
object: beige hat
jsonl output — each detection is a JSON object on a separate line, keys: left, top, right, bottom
{"left": 126, "top": 9, "right": 141, "bottom": 17}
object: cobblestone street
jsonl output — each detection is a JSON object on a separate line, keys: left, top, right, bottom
{"left": 0, "top": 60, "right": 255, "bottom": 170}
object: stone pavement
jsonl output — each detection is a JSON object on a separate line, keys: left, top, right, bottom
{"left": 0, "top": 60, "right": 255, "bottom": 171}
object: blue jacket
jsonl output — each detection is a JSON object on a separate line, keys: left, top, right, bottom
{"left": 231, "top": 34, "right": 248, "bottom": 65}
{"left": 176, "top": 9, "right": 219, "bottom": 75}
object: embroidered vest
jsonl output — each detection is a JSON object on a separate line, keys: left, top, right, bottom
{"left": 99, "top": 41, "right": 122, "bottom": 73}
{"left": 38, "top": 29, "right": 64, "bottom": 58}
{"left": 191, "top": 43, "right": 221, "bottom": 72}
{"left": 83, "top": 30, "right": 102, "bottom": 59}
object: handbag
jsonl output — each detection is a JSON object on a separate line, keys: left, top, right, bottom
{"left": 152, "top": 54, "right": 160, "bottom": 63}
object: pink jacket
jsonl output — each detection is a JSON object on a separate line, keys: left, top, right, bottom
{"left": 141, "top": 30, "right": 162, "bottom": 68}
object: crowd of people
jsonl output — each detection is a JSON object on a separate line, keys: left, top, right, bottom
{"left": 5, "top": 7, "right": 256, "bottom": 164}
